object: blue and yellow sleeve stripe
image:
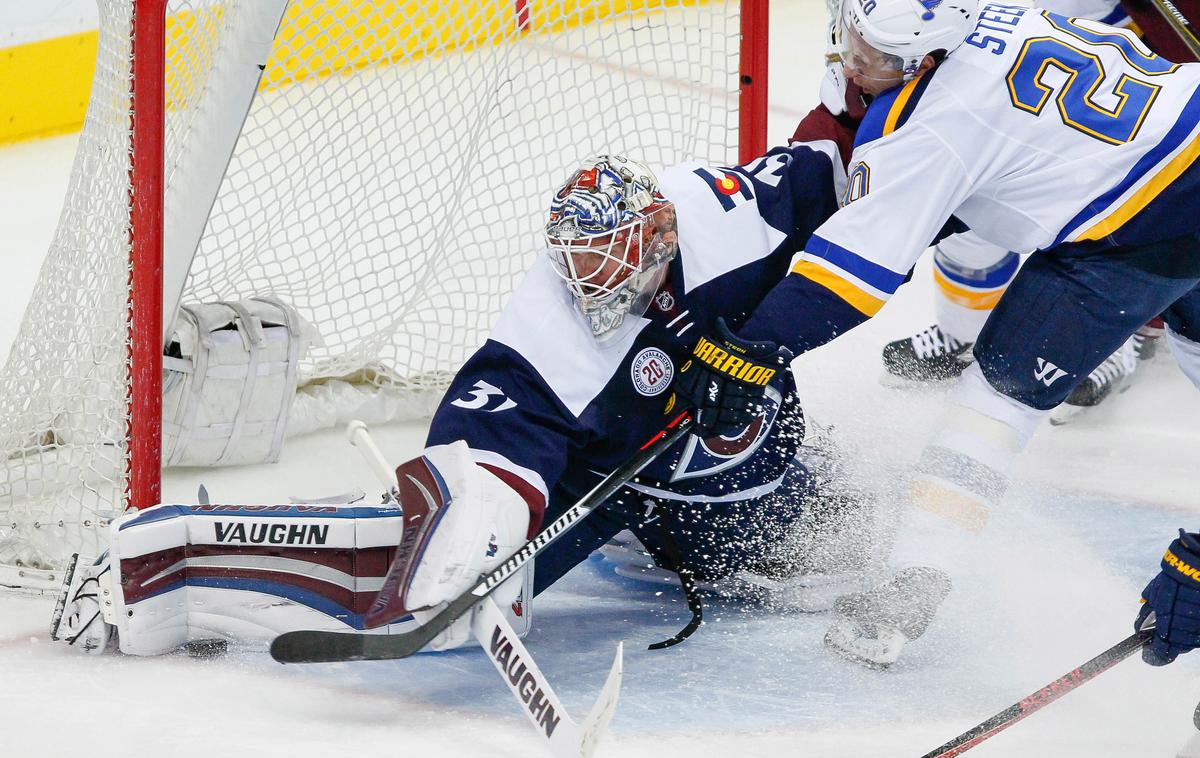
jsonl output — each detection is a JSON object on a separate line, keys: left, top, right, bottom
{"left": 792, "top": 235, "right": 907, "bottom": 316}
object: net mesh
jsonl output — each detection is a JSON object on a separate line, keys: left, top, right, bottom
{"left": 0, "top": 0, "right": 743, "bottom": 584}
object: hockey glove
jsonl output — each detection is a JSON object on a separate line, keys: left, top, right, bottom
{"left": 673, "top": 317, "right": 792, "bottom": 438}
{"left": 1136, "top": 529, "right": 1200, "bottom": 665}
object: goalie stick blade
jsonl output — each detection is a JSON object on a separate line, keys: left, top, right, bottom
{"left": 270, "top": 629, "right": 369, "bottom": 663}
{"left": 580, "top": 642, "right": 624, "bottom": 758}
{"left": 270, "top": 592, "right": 480, "bottom": 663}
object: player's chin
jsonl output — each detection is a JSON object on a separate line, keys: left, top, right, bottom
{"left": 857, "top": 81, "right": 892, "bottom": 97}
{"left": 850, "top": 75, "right": 900, "bottom": 98}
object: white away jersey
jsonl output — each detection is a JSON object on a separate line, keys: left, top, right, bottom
{"left": 798, "top": 3, "right": 1200, "bottom": 316}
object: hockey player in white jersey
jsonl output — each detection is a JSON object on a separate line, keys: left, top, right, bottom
{"left": 677, "top": 0, "right": 1200, "bottom": 667}
{"left": 878, "top": 0, "right": 1169, "bottom": 424}
{"left": 51, "top": 144, "right": 867, "bottom": 657}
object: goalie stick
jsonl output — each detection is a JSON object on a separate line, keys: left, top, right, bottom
{"left": 330, "top": 421, "right": 625, "bottom": 758}
{"left": 269, "top": 411, "right": 694, "bottom": 664}
{"left": 919, "top": 629, "right": 1151, "bottom": 758}
{"left": 472, "top": 594, "right": 624, "bottom": 758}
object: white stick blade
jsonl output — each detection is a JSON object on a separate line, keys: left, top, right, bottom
{"left": 472, "top": 597, "right": 586, "bottom": 757}
{"left": 580, "top": 642, "right": 624, "bottom": 758}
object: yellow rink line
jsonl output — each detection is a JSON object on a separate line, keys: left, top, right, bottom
{"left": 0, "top": 0, "right": 711, "bottom": 147}
{"left": 0, "top": 31, "right": 99, "bottom": 143}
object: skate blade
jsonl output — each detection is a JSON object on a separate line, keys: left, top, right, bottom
{"left": 1050, "top": 379, "right": 1134, "bottom": 425}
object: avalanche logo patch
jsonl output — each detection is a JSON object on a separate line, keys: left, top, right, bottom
{"left": 671, "top": 385, "right": 782, "bottom": 481}
{"left": 694, "top": 166, "right": 754, "bottom": 211}
{"left": 631, "top": 347, "right": 673, "bottom": 397}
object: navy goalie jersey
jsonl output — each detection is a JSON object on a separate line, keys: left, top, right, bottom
{"left": 425, "top": 139, "right": 845, "bottom": 528}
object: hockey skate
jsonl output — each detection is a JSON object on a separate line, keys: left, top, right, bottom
{"left": 1134, "top": 318, "right": 1164, "bottom": 361}
{"left": 1050, "top": 337, "right": 1138, "bottom": 425}
{"left": 881, "top": 324, "right": 974, "bottom": 383}
{"left": 823, "top": 566, "right": 951, "bottom": 668}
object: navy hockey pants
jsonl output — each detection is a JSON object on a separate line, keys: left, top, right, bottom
{"left": 974, "top": 231, "right": 1200, "bottom": 410}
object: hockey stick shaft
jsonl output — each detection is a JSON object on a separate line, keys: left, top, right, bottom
{"left": 920, "top": 630, "right": 1150, "bottom": 758}
{"left": 1149, "top": 0, "right": 1200, "bottom": 60}
{"left": 270, "top": 411, "right": 694, "bottom": 663}
{"left": 346, "top": 420, "right": 400, "bottom": 501}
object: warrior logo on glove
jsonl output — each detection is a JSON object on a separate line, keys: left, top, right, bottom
{"left": 673, "top": 317, "right": 793, "bottom": 438}
{"left": 689, "top": 335, "right": 779, "bottom": 387}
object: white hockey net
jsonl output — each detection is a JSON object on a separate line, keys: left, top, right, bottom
{"left": 0, "top": 0, "right": 748, "bottom": 588}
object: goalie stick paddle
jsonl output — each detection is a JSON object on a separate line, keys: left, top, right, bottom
{"left": 269, "top": 412, "right": 694, "bottom": 664}
{"left": 919, "top": 629, "right": 1151, "bottom": 758}
{"left": 472, "top": 595, "right": 623, "bottom": 758}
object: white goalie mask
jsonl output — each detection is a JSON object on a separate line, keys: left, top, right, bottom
{"left": 544, "top": 156, "right": 679, "bottom": 340}
{"left": 835, "top": 0, "right": 978, "bottom": 83}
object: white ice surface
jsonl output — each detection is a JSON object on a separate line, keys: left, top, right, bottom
{"left": 2, "top": 3, "right": 1200, "bottom": 757}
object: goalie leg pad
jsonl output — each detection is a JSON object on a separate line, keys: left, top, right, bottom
{"left": 86, "top": 502, "right": 413, "bottom": 656}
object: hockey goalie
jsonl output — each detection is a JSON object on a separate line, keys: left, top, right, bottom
{"left": 51, "top": 137, "right": 878, "bottom": 658}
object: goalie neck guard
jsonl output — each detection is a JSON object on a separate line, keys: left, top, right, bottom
{"left": 544, "top": 155, "right": 678, "bottom": 340}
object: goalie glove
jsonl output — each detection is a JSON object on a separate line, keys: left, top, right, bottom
{"left": 365, "top": 441, "right": 532, "bottom": 651}
{"left": 50, "top": 554, "right": 115, "bottom": 655}
{"left": 673, "top": 317, "right": 793, "bottom": 438}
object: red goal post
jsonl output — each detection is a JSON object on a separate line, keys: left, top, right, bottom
{"left": 1, "top": 0, "right": 769, "bottom": 590}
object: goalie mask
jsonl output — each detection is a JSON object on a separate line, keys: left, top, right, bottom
{"left": 545, "top": 156, "right": 678, "bottom": 340}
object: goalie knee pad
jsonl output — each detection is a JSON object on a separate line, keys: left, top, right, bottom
{"left": 368, "top": 441, "right": 533, "bottom": 652}
{"left": 402, "top": 442, "right": 531, "bottom": 611}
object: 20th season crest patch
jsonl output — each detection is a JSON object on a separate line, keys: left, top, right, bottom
{"left": 631, "top": 347, "right": 673, "bottom": 396}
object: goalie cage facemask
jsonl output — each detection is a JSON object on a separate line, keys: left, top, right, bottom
{"left": 544, "top": 155, "right": 678, "bottom": 340}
